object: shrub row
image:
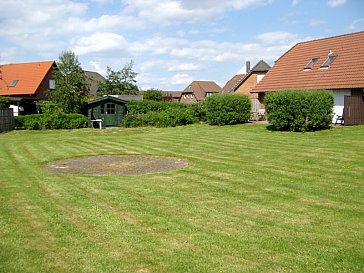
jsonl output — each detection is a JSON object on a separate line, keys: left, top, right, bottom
{"left": 265, "top": 89, "right": 334, "bottom": 132}
{"left": 126, "top": 100, "right": 186, "bottom": 115}
{"left": 15, "top": 113, "right": 88, "bottom": 130}
{"left": 123, "top": 108, "right": 198, "bottom": 128}
{"left": 204, "top": 94, "right": 251, "bottom": 125}
{"left": 124, "top": 94, "right": 251, "bottom": 127}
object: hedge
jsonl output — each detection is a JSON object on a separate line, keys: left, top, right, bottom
{"left": 265, "top": 89, "right": 334, "bottom": 132}
{"left": 126, "top": 100, "right": 186, "bottom": 115}
{"left": 123, "top": 108, "right": 198, "bottom": 128}
{"left": 204, "top": 93, "right": 251, "bottom": 125}
{"left": 14, "top": 113, "right": 88, "bottom": 130}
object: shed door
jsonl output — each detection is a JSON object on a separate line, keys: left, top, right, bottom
{"left": 101, "top": 103, "right": 118, "bottom": 126}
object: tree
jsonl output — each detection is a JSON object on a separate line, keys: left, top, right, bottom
{"left": 0, "top": 96, "right": 10, "bottom": 109}
{"left": 97, "top": 60, "right": 139, "bottom": 96}
{"left": 143, "top": 89, "right": 163, "bottom": 101}
{"left": 48, "top": 51, "right": 89, "bottom": 113}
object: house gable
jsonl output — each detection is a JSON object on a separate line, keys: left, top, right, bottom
{"left": 222, "top": 74, "right": 244, "bottom": 93}
{"left": 231, "top": 60, "right": 271, "bottom": 97}
{"left": 253, "top": 31, "right": 364, "bottom": 93}
{"left": 0, "top": 61, "right": 56, "bottom": 99}
{"left": 180, "top": 81, "right": 222, "bottom": 103}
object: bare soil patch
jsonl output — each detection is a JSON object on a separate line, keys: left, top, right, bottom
{"left": 45, "top": 155, "right": 189, "bottom": 176}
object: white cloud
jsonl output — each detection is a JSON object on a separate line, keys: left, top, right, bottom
{"left": 292, "top": 0, "right": 300, "bottom": 6}
{"left": 256, "top": 31, "right": 298, "bottom": 45}
{"left": 72, "top": 32, "right": 129, "bottom": 55}
{"left": 309, "top": 19, "right": 326, "bottom": 26}
{"left": 124, "top": 0, "right": 272, "bottom": 25}
{"left": 171, "top": 73, "right": 193, "bottom": 85}
{"left": 168, "top": 63, "right": 201, "bottom": 72}
{"left": 131, "top": 36, "right": 188, "bottom": 55}
{"left": 327, "top": 0, "right": 346, "bottom": 7}
{"left": 88, "top": 61, "right": 105, "bottom": 76}
{"left": 349, "top": 18, "right": 364, "bottom": 30}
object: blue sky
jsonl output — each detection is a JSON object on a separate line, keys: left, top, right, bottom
{"left": 0, "top": 0, "right": 363, "bottom": 91}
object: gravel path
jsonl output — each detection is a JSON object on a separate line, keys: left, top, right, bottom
{"left": 45, "top": 155, "right": 189, "bottom": 176}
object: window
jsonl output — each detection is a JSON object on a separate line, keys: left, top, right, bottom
{"left": 9, "top": 80, "right": 18, "bottom": 87}
{"left": 100, "top": 104, "right": 105, "bottom": 114}
{"left": 320, "top": 55, "right": 336, "bottom": 69}
{"left": 304, "top": 57, "right": 319, "bottom": 70}
{"left": 49, "top": 79, "right": 56, "bottom": 90}
{"left": 106, "top": 103, "right": 115, "bottom": 114}
{"left": 257, "top": 74, "right": 265, "bottom": 83}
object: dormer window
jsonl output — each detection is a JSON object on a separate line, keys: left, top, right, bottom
{"left": 304, "top": 57, "right": 319, "bottom": 70}
{"left": 9, "top": 80, "right": 19, "bottom": 87}
{"left": 320, "top": 51, "right": 336, "bottom": 69}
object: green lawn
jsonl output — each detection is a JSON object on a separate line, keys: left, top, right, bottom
{"left": 0, "top": 124, "right": 363, "bottom": 272}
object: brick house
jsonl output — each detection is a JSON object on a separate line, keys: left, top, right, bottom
{"left": 225, "top": 60, "right": 271, "bottom": 111}
{"left": 179, "top": 81, "right": 222, "bottom": 103}
{"left": 252, "top": 31, "right": 364, "bottom": 121}
{"left": 0, "top": 61, "right": 56, "bottom": 115}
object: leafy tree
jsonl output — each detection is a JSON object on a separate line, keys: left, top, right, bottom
{"left": 0, "top": 96, "right": 10, "bottom": 108}
{"left": 97, "top": 60, "right": 139, "bottom": 96}
{"left": 143, "top": 89, "right": 163, "bottom": 101}
{"left": 48, "top": 51, "right": 89, "bottom": 113}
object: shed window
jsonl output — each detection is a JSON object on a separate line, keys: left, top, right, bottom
{"left": 9, "top": 80, "right": 18, "bottom": 87}
{"left": 304, "top": 57, "right": 319, "bottom": 70}
{"left": 106, "top": 103, "right": 115, "bottom": 114}
{"left": 320, "top": 55, "right": 336, "bottom": 69}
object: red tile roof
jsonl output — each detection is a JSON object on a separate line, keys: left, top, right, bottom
{"left": 182, "top": 81, "right": 222, "bottom": 101}
{"left": 0, "top": 61, "right": 55, "bottom": 96}
{"left": 253, "top": 31, "right": 364, "bottom": 92}
{"left": 223, "top": 74, "right": 245, "bottom": 93}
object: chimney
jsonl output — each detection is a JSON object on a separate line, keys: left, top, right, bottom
{"left": 246, "top": 61, "right": 251, "bottom": 74}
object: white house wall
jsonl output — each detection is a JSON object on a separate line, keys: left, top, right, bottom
{"left": 332, "top": 89, "right": 351, "bottom": 122}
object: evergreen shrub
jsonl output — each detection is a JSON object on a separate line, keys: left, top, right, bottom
{"left": 126, "top": 100, "right": 186, "bottom": 115}
{"left": 265, "top": 89, "right": 334, "bottom": 132}
{"left": 14, "top": 113, "right": 88, "bottom": 130}
{"left": 123, "top": 108, "right": 198, "bottom": 128}
{"left": 204, "top": 94, "right": 251, "bottom": 125}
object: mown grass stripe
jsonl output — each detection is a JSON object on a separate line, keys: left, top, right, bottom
{"left": 1, "top": 125, "right": 363, "bottom": 273}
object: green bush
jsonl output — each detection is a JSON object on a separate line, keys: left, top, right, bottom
{"left": 204, "top": 94, "right": 251, "bottom": 125}
{"left": 0, "top": 96, "right": 10, "bottom": 108}
{"left": 14, "top": 113, "right": 88, "bottom": 130}
{"left": 188, "top": 102, "right": 206, "bottom": 122}
{"left": 126, "top": 100, "right": 186, "bottom": 115}
{"left": 143, "top": 89, "right": 164, "bottom": 101}
{"left": 265, "top": 89, "right": 334, "bottom": 132}
{"left": 123, "top": 108, "right": 198, "bottom": 128}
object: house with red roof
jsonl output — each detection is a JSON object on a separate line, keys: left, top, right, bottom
{"left": 252, "top": 31, "right": 364, "bottom": 122}
{"left": 0, "top": 61, "right": 56, "bottom": 115}
{"left": 225, "top": 60, "right": 271, "bottom": 111}
{"left": 222, "top": 74, "right": 245, "bottom": 93}
{"left": 0, "top": 61, "right": 106, "bottom": 115}
{"left": 179, "top": 81, "right": 222, "bottom": 103}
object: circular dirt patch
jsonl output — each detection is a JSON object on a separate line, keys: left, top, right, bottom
{"left": 45, "top": 155, "right": 189, "bottom": 176}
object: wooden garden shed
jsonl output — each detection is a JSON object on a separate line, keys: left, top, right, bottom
{"left": 87, "top": 96, "right": 127, "bottom": 127}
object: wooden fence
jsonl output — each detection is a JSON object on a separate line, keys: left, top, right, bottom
{"left": 0, "top": 108, "right": 14, "bottom": 133}
{"left": 344, "top": 95, "right": 364, "bottom": 125}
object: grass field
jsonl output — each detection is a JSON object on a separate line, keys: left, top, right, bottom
{"left": 0, "top": 124, "right": 363, "bottom": 272}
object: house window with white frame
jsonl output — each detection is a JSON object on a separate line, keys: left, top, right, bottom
{"left": 49, "top": 79, "right": 56, "bottom": 90}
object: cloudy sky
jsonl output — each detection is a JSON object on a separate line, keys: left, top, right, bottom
{"left": 0, "top": 0, "right": 363, "bottom": 91}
